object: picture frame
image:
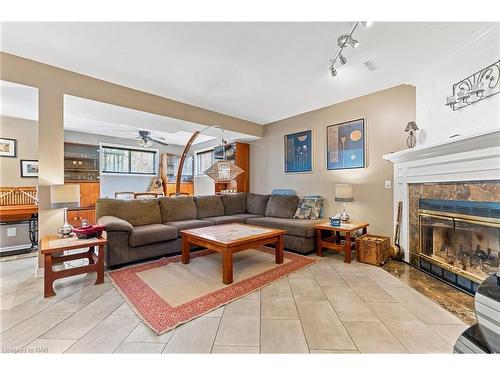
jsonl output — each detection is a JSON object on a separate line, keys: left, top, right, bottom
{"left": 284, "top": 129, "right": 313, "bottom": 174}
{"left": 0, "top": 138, "right": 17, "bottom": 158}
{"left": 326, "top": 118, "right": 366, "bottom": 170}
{"left": 20, "top": 159, "right": 39, "bottom": 178}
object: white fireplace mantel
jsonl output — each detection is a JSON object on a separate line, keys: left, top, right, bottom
{"left": 383, "top": 128, "right": 500, "bottom": 262}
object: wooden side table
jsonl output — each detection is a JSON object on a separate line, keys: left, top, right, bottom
{"left": 316, "top": 222, "right": 369, "bottom": 263}
{"left": 40, "top": 234, "right": 107, "bottom": 298}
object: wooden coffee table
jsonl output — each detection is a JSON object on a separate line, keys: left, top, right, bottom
{"left": 40, "top": 234, "right": 106, "bottom": 298}
{"left": 180, "top": 223, "right": 286, "bottom": 285}
{"left": 316, "top": 221, "right": 369, "bottom": 263}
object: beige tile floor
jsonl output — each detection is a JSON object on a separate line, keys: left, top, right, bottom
{"left": 0, "top": 252, "right": 469, "bottom": 354}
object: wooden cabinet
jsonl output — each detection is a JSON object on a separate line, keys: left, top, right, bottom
{"left": 165, "top": 182, "right": 194, "bottom": 196}
{"left": 214, "top": 142, "right": 249, "bottom": 194}
{"left": 66, "top": 181, "right": 100, "bottom": 226}
{"left": 67, "top": 209, "right": 96, "bottom": 227}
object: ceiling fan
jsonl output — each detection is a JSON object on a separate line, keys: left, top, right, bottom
{"left": 136, "top": 130, "right": 169, "bottom": 147}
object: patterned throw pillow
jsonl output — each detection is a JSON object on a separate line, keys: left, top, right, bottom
{"left": 293, "top": 197, "right": 324, "bottom": 220}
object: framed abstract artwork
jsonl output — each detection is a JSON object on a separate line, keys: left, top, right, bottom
{"left": 284, "top": 130, "right": 313, "bottom": 173}
{"left": 0, "top": 138, "right": 17, "bottom": 158}
{"left": 326, "top": 118, "right": 365, "bottom": 170}
{"left": 20, "top": 159, "right": 39, "bottom": 178}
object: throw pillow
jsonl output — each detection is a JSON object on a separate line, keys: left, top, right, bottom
{"left": 293, "top": 197, "right": 324, "bottom": 220}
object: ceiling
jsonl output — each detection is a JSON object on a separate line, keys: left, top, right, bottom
{"left": 0, "top": 81, "right": 259, "bottom": 145}
{"left": 1, "top": 22, "right": 497, "bottom": 124}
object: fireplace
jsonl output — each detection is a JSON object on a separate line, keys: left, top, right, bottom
{"left": 417, "top": 199, "right": 499, "bottom": 293}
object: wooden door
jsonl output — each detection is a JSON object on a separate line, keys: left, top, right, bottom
{"left": 78, "top": 182, "right": 100, "bottom": 208}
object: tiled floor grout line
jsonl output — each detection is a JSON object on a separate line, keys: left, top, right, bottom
{"left": 312, "top": 261, "right": 362, "bottom": 353}
{"left": 62, "top": 298, "right": 130, "bottom": 353}
{"left": 2, "top": 276, "right": 105, "bottom": 336}
{"left": 286, "top": 275, "right": 312, "bottom": 353}
{"left": 209, "top": 308, "right": 225, "bottom": 354}
{"left": 111, "top": 320, "right": 143, "bottom": 353}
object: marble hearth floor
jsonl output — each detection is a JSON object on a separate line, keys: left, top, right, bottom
{"left": 382, "top": 261, "right": 476, "bottom": 325}
{"left": 0, "top": 252, "right": 469, "bottom": 354}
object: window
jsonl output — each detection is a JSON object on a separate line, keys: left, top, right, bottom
{"left": 101, "top": 146, "right": 156, "bottom": 175}
{"left": 196, "top": 150, "right": 214, "bottom": 176}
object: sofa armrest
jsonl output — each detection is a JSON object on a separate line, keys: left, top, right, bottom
{"left": 98, "top": 215, "right": 133, "bottom": 233}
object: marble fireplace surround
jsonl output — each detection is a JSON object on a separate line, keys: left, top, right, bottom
{"left": 383, "top": 129, "right": 500, "bottom": 264}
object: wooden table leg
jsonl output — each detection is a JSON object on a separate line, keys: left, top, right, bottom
{"left": 95, "top": 245, "right": 105, "bottom": 285}
{"left": 223, "top": 250, "right": 233, "bottom": 285}
{"left": 316, "top": 228, "right": 323, "bottom": 257}
{"left": 345, "top": 231, "right": 351, "bottom": 264}
{"left": 44, "top": 254, "right": 56, "bottom": 298}
{"left": 181, "top": 235, "right": 190, "bottom": 264}
{"left": 275, "top": 234, "right": 284, "bottom": 264}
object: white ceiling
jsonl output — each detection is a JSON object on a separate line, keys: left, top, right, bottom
{"left": 0, "top": 81, "right": 259, "bottom": 145}
{"left": 1, "top": 22, "right": 497, "bottom": 124}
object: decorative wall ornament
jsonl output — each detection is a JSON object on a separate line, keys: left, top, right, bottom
{"left": 327, "top": 118, "right": 365, "bottom": 170}
{"left": 284, "top": 130, "right": 313, "bottom": 173}
{"left": 445, "top": 60, "right": 500, "bottom": 110}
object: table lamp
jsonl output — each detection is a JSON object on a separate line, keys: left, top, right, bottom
{"left": 50, "top": 184, "right": 80, "bottom": 238}
{"left": 335, "top": 183, "right": 353, "bottom": 222}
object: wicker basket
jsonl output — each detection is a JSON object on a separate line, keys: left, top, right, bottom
{"left": 356, "top": 234, "right": 391, "bottom": 266}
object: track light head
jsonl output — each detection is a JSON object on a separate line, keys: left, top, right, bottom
{"left": 339, "top": 54, "right": 347, "bottom": 65}
{"left": 337, "top": 34, "right": 360, "bottom": 49}
{"left": 330, "top": 64, "right": 338, "bottom": 77}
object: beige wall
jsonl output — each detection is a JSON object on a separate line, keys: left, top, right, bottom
{"left": 0, "top": 116, "right": 38, "bottom": 186}
{"left": 250, "top": 84, "right": 416, "bottom": 238}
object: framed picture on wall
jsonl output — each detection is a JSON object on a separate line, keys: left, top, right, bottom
{"left": 20, "top": 159, "right": 39, "bottom": 178}
{"left": 0, "top": 138, "right": 17, "bottom": 158}
{"left": 326, "top": 118, "right": 365, "bottom": 170}
{"left": 284, "top": 130, "right": 313, "bottom": 173}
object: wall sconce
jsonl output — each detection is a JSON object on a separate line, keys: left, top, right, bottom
{"left": 445, "top": 60, "right": 499, "bottom": 111}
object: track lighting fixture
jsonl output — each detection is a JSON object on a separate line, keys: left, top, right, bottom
{"left": 329, "top": 22, "right": 372, "bottom": 78}
{"left": 330, "top": 65, "right": 338, "bottom": 77}
{"left": 339, "top": 54, "right": 347, "bottom": 65}
{"left": 337, "top": 34, "right": 359, "bottom": 49}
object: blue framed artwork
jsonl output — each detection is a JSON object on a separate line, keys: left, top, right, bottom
{"left": 284, "top": 130, "right": 313, "bottom": 173}
{"left": 326, "top": 118, "right": 365, "bottom": 170}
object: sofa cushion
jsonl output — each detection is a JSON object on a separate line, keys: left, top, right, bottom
{"left": 246, "top": 193, "right": 270, "bottom": 216}
{"left": 246, "top": 217, "right": 323, "bottom": 238}
{"left": 229, "top": 213, "right": 262, "bottom": 222}
{"left": 265, "top": 195, "right": 300, "bottom": 219}
{"left": 165, "top": 219, "right": 214, "bottom": 231}
{"left": 96, "top": 198, "right": 162, "bottom": 227}
{"left": 159, "top": 196, "right": 197, "bottom": 223}
{"left": 220, "top": 192, "right": 247, "bottom": 215}
{"left": 194, "top": 195, "right": 225, "bottom": 219}
{"left": 205, "top": 215, "right": 246, "bottom": 225}
{"left": 294, "top": 196, "right": 324, "bottom": 220}
{"left": 128, "top": 224, "right": 178, "bottom": 247}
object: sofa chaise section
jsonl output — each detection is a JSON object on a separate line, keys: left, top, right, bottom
{"left": 96, "top": 198, "right": 181, "bottom": 266}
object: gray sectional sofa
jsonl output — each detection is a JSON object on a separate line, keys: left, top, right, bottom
{"left": 96, "top": 192, "right": 323, "bottom": 267}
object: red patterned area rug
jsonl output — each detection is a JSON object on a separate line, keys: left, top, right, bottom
{"left": 109, "top": 247, "right": 317, "bottom": 335}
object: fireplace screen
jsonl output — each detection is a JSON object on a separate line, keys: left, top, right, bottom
{"left": 419, "top": 199, "right": 500, "bottom": 283}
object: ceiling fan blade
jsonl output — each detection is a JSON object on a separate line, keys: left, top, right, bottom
{"left": 151, "top": 138, "right": 169, "bottom": 146}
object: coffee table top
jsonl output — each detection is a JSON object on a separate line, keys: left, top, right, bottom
{"left": 316, "top": 221, "right": 369, "bottom": 232}
{"left": 180, "top": 223, "right": 285, "bottom": 245}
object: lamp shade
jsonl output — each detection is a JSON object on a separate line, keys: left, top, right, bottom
{"left": 204, "top": 161, "right": 244, "bottom": 183}
{"left": 50, "top": 184, "right": 80, "bottom": 209}
{"left": 335, "top": 184, "right": 353, "bottom": 202}
{"left": 404, "top": 121, "right": 419, "bottom": 132}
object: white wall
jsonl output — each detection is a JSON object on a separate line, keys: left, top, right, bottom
{"left": 413, "top": 24, "right": 500, "bottom": 146}
{"left": 64, "top": 130, "right": 185, "bottom": 197}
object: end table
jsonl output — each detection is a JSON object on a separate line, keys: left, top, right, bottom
{"left": 40, "top": 234, "right": 107, "bottom": 298}
{"left": 315, "top": 222, "right": 369, "bottom": 263}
